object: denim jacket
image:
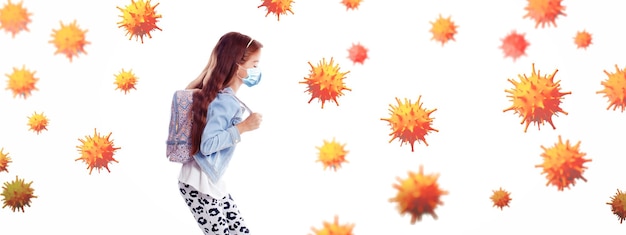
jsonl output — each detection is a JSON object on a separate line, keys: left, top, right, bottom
{"left": 193, "top": 87, "right": 243, "bottom": 183}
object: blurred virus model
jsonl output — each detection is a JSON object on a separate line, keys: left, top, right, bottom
{"left": 310, "top": 215, "right": 355, "bottom": 235}
{"left": 117, "top": 0, "right": 162, "bottom": 43}
{"left": 341, "top": 0, "right": 362, "bottom": 10}
{"left": 258, "top": 0, "right": 294, "bottom": 21}
{"left": 1, "top": 175, "right": 36, "bottom": 212}
{"left": 535, "top": 136, "right": 591, "bottom": 191}
{"left": 0, "top": 147, "right": 11, "bottom": 173}
{"left": 347, "top": 42, "right": 368, "bottom": 65}
{"left": 5, "top": 65, "right": 38, "bottom": 99}
{"left": 390, "top": 166, "right": 448, "bottom": 224}
{"left": 75, "top": 129, "right": 121, "bottom": 174}
{"left": 49, "top": 20, "right": 89, "bottom": 62}
{"left": 500, "top": 31, "right": 529, "bottom": 61}
{"left": 300, "top": 57, "right": 351, "bottom": 108}
{"left": 574, "top": 30, "right": 592, "bottom": 49}
{"left": 114, "top": 68, "right": 138, "bottom": 94}
{"left": 315, "top": 138, "right": 349, "bottom": 171}
{"left": 607, "top": 189, "right": 626, "bottom": 224}
{"left": 381, "top": 96, "right": 438, "bottom": 152}
{"left": 429, "top": 14, "right": 457, "bottom": 46}
{"left": 523, "top": 0, "right": 566, "bottom": 28}
{"left": 597, "top": 65, "right": 626, "bottom": 112}
{"left": 0, "top": 0, "right": 31, "bottom": 37}
{"left": 490, "top": 187, "right": 512, "bottom": 210}
{"left": 27, "top": 111, "right": 48, "bottom": 134}
{"left": 504, "top": 63, "right": 570, "bottom": 132}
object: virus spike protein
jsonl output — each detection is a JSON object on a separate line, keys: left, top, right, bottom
{"left": 315, "top": 138, "right": 349, "bottom": 171}
{"left": 49, "top": 20, "right": 90, "bottom": 62}
{"left": 597, "top": 65, "right": 626, "bottom": 112}
{"left": 389, "top": 165, "right": 448, "bottom": 224}
{"left": 5, "top": 65, "right": 38, "bottom": 99}
{"left": 574, "top": 30, "right": 592, "bottom": 49}
{"left": 117, "top": 0, "right": 162, "bottom": 43}
{"left": 1, "top": 175, "right": 37, "bottom": 212}
{"left": 523, "top": 0, "right": 566, "bottom": 28}
{"left": 258, "top": 0, "right": 294, "bottom": 21}
{"left": 341, "top": 0, "right": 362, "bottom": 11}
{"left": 27, "top": 111, "right": 49, "bottom": 134}
{"left": 490, "top": 187, "right": 512, "bottom": 210}
{"left": 429, "top": 14, "right": 458, "bottom": 46}
{"left": 0, "top": 0, "right": 32, "bottom": 37}
{"left": 535, "top": 135, "right": 591, "bottom": 191}
{"left": 500, "top": 31, "right": 529, "bottom": 61}
{"left": 381, "top": 96, "right": 438, "bottom": 152}
{"left": 300, "top": 57, "right": 351, "bottom": 109}
{"left": 75, "top": 129, "right": 121, "bottom": 174}
{"left": 310, "top": 215, "right": 355, "bottom": 235}
{"left": 607, "top": 189, "right": 626, "bottom": 224}
{"left": 114, "top": 68, "right": 139, "bottom": 94}
{"left": 0, "top": 147, "right": 11, "bottom": 173}
{"left": 347, "top": 42, "right": 368, "bottom": 65}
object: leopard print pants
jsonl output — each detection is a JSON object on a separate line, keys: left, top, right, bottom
{"left": 179, "top": 181, "right": 250, "bottom": 234}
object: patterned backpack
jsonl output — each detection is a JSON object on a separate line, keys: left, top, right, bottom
{"left": 166, "top": 90, "right": 195, "bottom": 163}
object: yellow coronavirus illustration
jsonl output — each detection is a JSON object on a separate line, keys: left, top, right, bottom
{"left": 1, "top": 175, "right": 36, "bottom": 212}
{"left": 300, "top": 57, "right": 351, "bottom": 108}
{"left": 27, "top": 111, "right": 48, "bottom": 134}
{"left": 490, "top": 187, "right": 512, "bottom": 210}
{"left": 258, "top": 0, "right": 294, "bottom": 21}
{"left": 0, "top": 0, "right": 31, "bottom": 37}
{"left": 503, "top": 63, "right": 570, "bottom": 132}
{"left": 117, "top": 0, "right": 162, "bottom": 44}
{"left": 341, "top": 0, "right": 362, "bottom": 10}
{"left": 607, "top": 189, "right": 626, "bottom": 224}
{"left": 429, "top": 14, "right": 457, "bottom": 46}
{"left": 49, "top": 20, "right": 90, "bottom": 62}
{"left": 310, "top": 215, "right": 355, "bottom": 235}
{"left": 114, "top": 69, "right": 138, "bottom": 94}
{"left": 0, "top": 147, "right": 11, "bottom": 173}
{"left": 523, "top": 0, "right": 566, "bottom": 28}
{"left": 535, "top": 136, "right": 591, "bottom": 191}
{"left": 390, "top": 166, "right": 448, "bottom": 224}
{"left": 597, "top": 65, "right": 626, "bottom": 112}
{"left": 574, "top": 30, "right": 592, "bottom": 49}
{"left": 381, "top": 96, "right": 438, "bottom": 152}
{"left": 75, "top": 129, "right": 121, "bottom": 174}
{"left": 5, "top": 65, "right": 38, "bottom": 99}
{"left": 315, "top": 138, "right": 349, "bottom": 171}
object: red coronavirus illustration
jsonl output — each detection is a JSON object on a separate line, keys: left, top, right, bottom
{"left": 27, "top": 111, "right": 49, "bottom": 134}
{"left": 381, "top": 96, "right": 438, "bottom": 152}
{"left": 315, "top": 138, "right": 349, "bottom": 171}
{"left": 429, "top": 14, "right": 457, "bottom": 46}
{"left": 523, "top": 0, "right": 566, "bottom": 28}
{"left": 114, "top": 68, "right": 138, "bottom": 94}
{"left": 1, "top": 175, "right": 37, "bottom": 212}
{"left": 574, "top": 30, "right": 592, "bottom": 49}
{"left": 504, "top": 63, "right": 570, "bottom": 132}
{"left": 347, "top": 42, "right": 368, "bottom": 65}
{"left": 490, "top": 187, "right": 512, "bottom": 210}
{"left": 535, "top": 136, "right": 591, "bottom": 191}
{"left": 341, "top": 0, "right": 362, "bottom": 11}
{"left": 117, "top": 0, "right": 162, "bottom": 43}
{"left": 607, "top": 189, "right": 626, "bottom": 224}
{"left": 0, "top": 147, "right": 11, "bottom": 173}
{"left": 258, "top": 0, "right": 294, "bottom": 21}
{"left": 390, "top": 166, "right": 448, "bottom": 224}
{"left": 500, "top": 31, "right": 529, "bottom": 61}
{"left": 597, "top": 65, "right": 626, "bottom": 112}
{"left": 75, "top": 129, "right": 121, "bottom": 174}
{"left": 310, "top": 215, "right": 355, "bottom": 235}
{"left": 0, "top": 0, "right": 31, "bottom": 37}
{"left": 300, "top": 57, "right": 351, "bottom": 108}
{"left": 49, "top": 20, "right": 89, "bottom": 62}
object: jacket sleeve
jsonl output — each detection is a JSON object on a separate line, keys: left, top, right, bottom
{"left": 199, "top": 95, "right": 241, "bottom": 155}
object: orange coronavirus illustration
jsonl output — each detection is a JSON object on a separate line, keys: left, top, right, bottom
{"left": 114, "top": 68, "right": 138, "bottom": 94}
{"left": 0, "top": 147, "right": 11, "bottom": 173}
{"left": 315, "top": 138, "right": 349, "bottom": 171}
{"left": 75, "top": 129, "right": 121, "bottom": 174}
{"left": 574, "top": 30, "right": 592, "bottom": 49}
{"left": 0, "top": 0, "right": 31, "bottom": 37}
{"left": 300, "top": 57, "right": 351, "bottom": 108}
{"left": 310, "top": 215, "right": 355, "bottom": 235}
{"left": 500, "top": 31, "right": 529, "bottom": 61}
{"left": 523, "top": 0, "right": 566, "bottom": 28}
{"left": 347, "top": 42, "right": 368, "bottom": 65}
{"left": 1, "top": 175, "right": 36, "bottom": 212}
{"left": 341, "top": 0, "right": 362, "bottom": 10}
{"left": 429, "top": 14, "right": 457, "bottom": 46}
{"left": 390, "top": 165, "right": 448, "bottom": 224}
{"left": 117, "top": 0, "right": 162, "bottom": 44}
{"left": 490, "top": 187, "right": 512, "bottom": 210}
{"left": 597, "top": 65, "right": 626, "bottom": 112}
{"left": 381, "top": 96, "right": 438, "bottom": 152}
{"left": 27, "top": 111, "right": 49, "bottom": 134}
{"left": 607, "top": 189, "right": 626, "bottom": 224}
{"left": 535, "top": 136, "right": 591, "bottom": 191}
{"left": 503, "top": 63, "right": 570, "bottom": 132}
{"left": 258, "top": 0, "right": 294, "bottom": 21}
{"left": 5, "top": 65, "right": 38, "bottom": 99}
{"left": 49, "top": 20, "right": 89, "bottom": 62}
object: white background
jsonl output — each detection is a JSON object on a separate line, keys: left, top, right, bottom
{"left": 1, "top": 0, "right": 625, "bottom": 234}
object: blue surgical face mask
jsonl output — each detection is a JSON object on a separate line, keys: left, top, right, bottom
{"left": 242, "top": 67, "right": 262, "bottom": 87}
